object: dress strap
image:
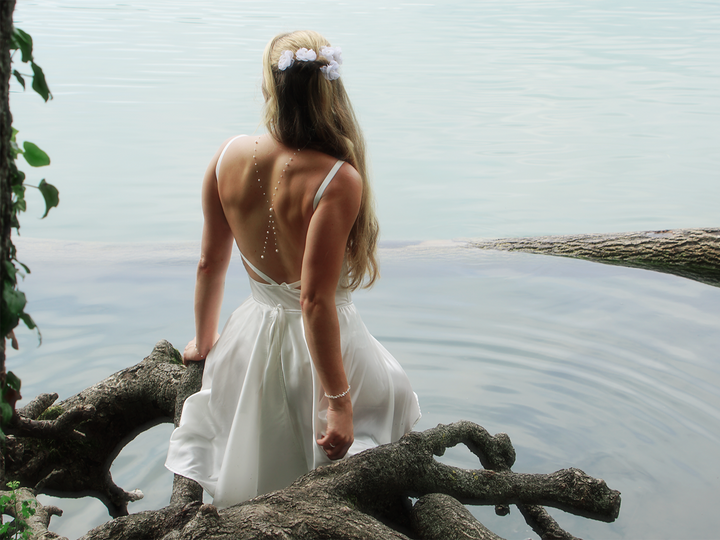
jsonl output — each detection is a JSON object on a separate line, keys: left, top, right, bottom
{"left": 239, "top": 251, "right": 302, "bottom": 289}
{"left": 312, "top": 160, "right": 345, "bottom": 211}
{"left": 215, "top": 135, "right": 247, "bottom": 181}
{"left": 240, "top": 252, "right": 279, "bottom": 286}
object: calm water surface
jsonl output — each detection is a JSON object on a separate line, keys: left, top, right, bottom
{"left": 7, "top": 1, "right": 720, "bottom": 539}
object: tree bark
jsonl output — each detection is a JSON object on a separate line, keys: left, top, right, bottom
{"left": 5, "top": 341, "right": 185, "bottom": 517}
{"left": 2, "top": 342, "right": 620, "bottom": 539}
{"left": 469, "top": 227, "right": 720, "bottom": 287}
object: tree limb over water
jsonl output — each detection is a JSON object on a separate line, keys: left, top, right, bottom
{"left": 1, "top": 341, "right": 621, "bottom": 540}
{"left": 469, "top": 227, "right": 720, "bottom": 287}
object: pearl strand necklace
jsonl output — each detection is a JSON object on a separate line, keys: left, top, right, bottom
{"left": 253, "top": 138, "right": 300, "bottom": 259}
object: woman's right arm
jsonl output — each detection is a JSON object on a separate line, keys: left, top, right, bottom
{"left": 300, "top": 164, "right": 362, "bottom": 460}
{"left": 183, "top": 144, "right": 235, "bottom": 365}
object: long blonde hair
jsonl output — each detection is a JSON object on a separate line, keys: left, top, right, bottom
{"left": 262, "top": 31, "right": 379, "bottom": 290}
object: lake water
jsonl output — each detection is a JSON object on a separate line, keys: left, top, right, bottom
{"left": 7, "top": 1, "right": 720, "bottom": 539}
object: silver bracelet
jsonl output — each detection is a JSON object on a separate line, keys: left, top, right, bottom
{"left": 324, "top": 385, "right": 351, "bottom": 399}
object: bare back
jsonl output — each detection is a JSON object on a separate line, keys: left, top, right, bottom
{"left": 213, "top": 134, "right": 357, "bottom": 287}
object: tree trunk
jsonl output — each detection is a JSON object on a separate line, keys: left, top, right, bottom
{"left": 469, "top": 227, "right": 720, "bottom": 287}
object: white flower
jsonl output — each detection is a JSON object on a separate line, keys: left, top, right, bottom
{"left": 320, "top": 60, "right": 341, "bottom": 81}
{"left": 295, "top": 48, "right": 317, "bottom": 62}
{"left": 278, "top": 50, "right": 294, "bottom": 71}
{"left": 320, "top": 46, "right": 342, "bottom": 66}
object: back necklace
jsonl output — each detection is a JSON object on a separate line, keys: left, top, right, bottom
{"left": 253, "top": 138, "right": 300, "bottom": 259}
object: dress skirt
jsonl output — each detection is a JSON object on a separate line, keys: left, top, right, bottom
{"left": 165, "top": 278, "right": 421, "bottom": 508}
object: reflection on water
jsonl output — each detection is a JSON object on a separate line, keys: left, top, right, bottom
{"left": 9, "top": 238, "right": 720, "bottom": 540}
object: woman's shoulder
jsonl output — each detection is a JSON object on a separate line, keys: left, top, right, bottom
{"left": 313, "top": 159, "right": 361, "bottom": 212}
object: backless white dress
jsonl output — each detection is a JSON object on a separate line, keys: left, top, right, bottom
{"left": 165, "top": 137, "right": 421, "bottom": 508}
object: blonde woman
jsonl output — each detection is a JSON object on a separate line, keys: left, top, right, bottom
{"left": 166, "top": 30, "right": 420, "bottom": 508}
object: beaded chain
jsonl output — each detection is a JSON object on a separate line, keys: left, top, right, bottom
{"left": 253, "top": 138, "right": 300, "bottom": 259}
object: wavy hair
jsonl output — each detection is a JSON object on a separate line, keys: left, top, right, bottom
{"left": 262, "top": 31, "right": 379, "bottom": 290}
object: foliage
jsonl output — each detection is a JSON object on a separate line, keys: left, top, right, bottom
{"left": 0, "top": 481, "right": 35, "bottom": 540}
{"left": 1, "top": 26, "right": 57, "bottom": 441}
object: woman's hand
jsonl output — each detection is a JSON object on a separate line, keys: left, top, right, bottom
{"left": 183, "top": 334, "right": 220, "bottom": 366}
{"left": 317, "top": 396, "right": 353, "bottom": 460}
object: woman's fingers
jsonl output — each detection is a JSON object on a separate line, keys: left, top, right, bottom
{"left": 183, "top": 338, "right": 204, "bottom": 366}
{"left": 317, "top": 433, "right": 353, "bottom": 460}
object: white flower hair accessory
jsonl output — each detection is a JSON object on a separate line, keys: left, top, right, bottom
{"left": 295, "top": 48, "right": 317, "bottom": 62}
{"left": 320, "top": 46, "right": 342, "bottom": 66}
{"left": 319, "top": 46, "right": 342, "bottom": 80}
{"left": 277, "top": 46, "right": 343, "bottom": 80}
{"left": 320, "top": 60, "right": 340, "bottom": 81}
{"left": 278, "top": 50, "right": 294, "bottom": 71}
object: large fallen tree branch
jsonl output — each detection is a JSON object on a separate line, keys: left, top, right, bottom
{"left": 469, "top": 227, "right": 720, "bottom": 287}
{"left": 2, "top": 342, "right": 620, "bottom": 539}
{"left": 4, "top": 341, "right": 186, "bottom": 517}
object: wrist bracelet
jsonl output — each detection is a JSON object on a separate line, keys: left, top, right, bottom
{"left": 324, "top": 385, "right": 351, "bottom": 400}
{"left": 194, "top": 344, "right": 206, "bottom": 359}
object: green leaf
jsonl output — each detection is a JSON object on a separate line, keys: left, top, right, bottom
{"left": 12, "top": 69, "right": 25, "bottom": 89}
{"left": 12, "top": 183, "right": 27, "bottom": 213}
{"left": 1, "top": 401, "right": 13, "bottom": 425}
{"left": 5, "top": 372, "right": 21, "bottom": 393}
{"left": 38, "top": 179, "right": 59, "bottom": 218}
{"left": 0, "top": 304, "right": 20, "bottom": 338}
{"left": 11, "top": 27, "right": 33, "bottom": 63}
{"left": 19, "top": 312, "right": 39, "bottom": 337}
{"left": 4, "top": 261, "right": 17, "bottom": 282}
{"left": 16, "top": 260, "right": 31, "bottom": 274}
{"left": 12, "top": 183, "right": 26, "bottom": 200}
{"left": 11, "top": 167, "right": 26, "bottom": 187}
{"left": 12, "top": 198, "right": 27, "bottom": 214}
{"left": 22, "top": 141, "right": 50, "bottom": 167}
{"left": 31, "top": 62, "right": 52, "bottom": 102}
{"left": 3, "top": 283, "right": 27, "bottom": 315}
{"left": 21, "top": 500, "right": 35, "bottom": 519}
{"left": 10, "top": 140, "right": 22, "bottom": 160}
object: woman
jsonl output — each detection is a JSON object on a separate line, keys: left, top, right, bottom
{"left": 165, "top": 30, "right": 421, "bottom": 508}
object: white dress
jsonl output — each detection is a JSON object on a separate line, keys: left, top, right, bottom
{"left": 165, "top": 147, "right": 421, "bottom": 508}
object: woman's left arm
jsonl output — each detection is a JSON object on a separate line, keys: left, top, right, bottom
{"left": 184, "top": 145, "right": 235, "bottom": 365}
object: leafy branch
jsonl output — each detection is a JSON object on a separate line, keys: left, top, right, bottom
{"left": 1, "top": 26, "right": 58, "bottom": 441}
{"left": 0, "top": 481, "right": 35, "bottom": 540}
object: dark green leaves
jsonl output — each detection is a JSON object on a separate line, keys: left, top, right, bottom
{"left": 10, "top": 26, "right": 52, "bottom": 102}
{"left": 22, "top": 141, "right": 50, "bottom": 167}
{"left": 2, "top": 26, "right": 54, "bottom": 414}
{"left": 3, "top": 281, "right": 27, "bottom": 317}
{"left": 11, "top": 27, "right": 33, "bottom": 63}
{"left": 38, "top": 179, "right": 59, "bottom": 218}
{"left": 31, "top": 62, "right": 51, "bottom": 102}
{"left": 0, "top": 401, "right": 13, "bottom": 426}
{"left": 5, "top": 372, "right": 22, "bottom": 393}
{"left": 13, "top": 69, "right": 25, "bottom": 89}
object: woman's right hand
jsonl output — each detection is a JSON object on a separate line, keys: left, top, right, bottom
{"left": 317, "top": 396, "right": 354, "bottom": 460}
{"left": 183, "top": 334, "right": 220, "bottom": 366}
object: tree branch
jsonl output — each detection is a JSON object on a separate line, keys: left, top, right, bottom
{"left": 469, "top": 227, "right": 720, "bottom": 287}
